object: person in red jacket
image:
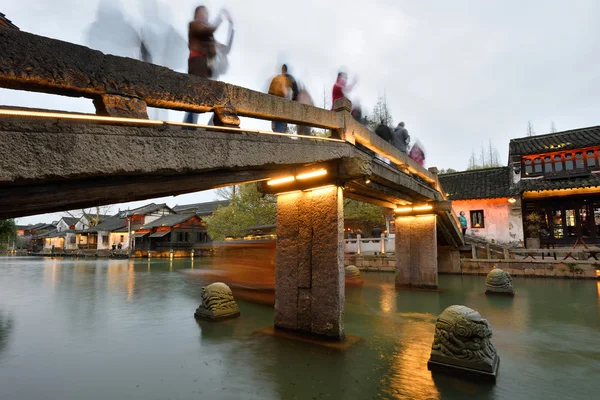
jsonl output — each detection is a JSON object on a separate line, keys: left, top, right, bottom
{"left": 331, "top": 71, "right": 357, "bottom": 109}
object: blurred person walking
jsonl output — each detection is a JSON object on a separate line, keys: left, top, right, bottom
{"left": 268, "top": 64, "right": 299, "bottom": 133}
{"left": 184, "top": 5, "right": 233, "bottom": 125}
{"left": 392, "top": 121, "right": 410, "bottom": 153}
{"left": 331, "top": 70, "right": 357, "bottom": 109}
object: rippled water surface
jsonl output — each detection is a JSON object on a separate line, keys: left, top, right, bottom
{"left": 0, "top": 256, "right": 598, "bottom": 399}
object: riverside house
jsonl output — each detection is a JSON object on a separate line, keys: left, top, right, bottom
{"left": 440, "top": 125, "right": 600, "bottom": 247}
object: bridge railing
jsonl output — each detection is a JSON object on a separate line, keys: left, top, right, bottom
{"left": 344, "top": 235, "right": 395, "bottom": 254}
{"left": 0, "top": 27, "right": 438, "bottom": 188}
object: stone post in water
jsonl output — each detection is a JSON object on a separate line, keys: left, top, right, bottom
{"left": 428, "top": 305, "right": 500, "bottom": 382}
{"left": 345, "top": 265, "right": 364, "bottom": 286}
{"left": 485, "top": 268, "right": 515, "bottom": 296}
{"left": 194, "top": 282, "right": 240, "bottom": 321}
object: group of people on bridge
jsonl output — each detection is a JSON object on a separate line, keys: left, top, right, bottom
{"left": 180, "top": 5, "right": 425, "bottom": 165}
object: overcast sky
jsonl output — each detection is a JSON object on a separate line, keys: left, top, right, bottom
{"left": 3, "top": 0, "right": 600, "bottom": 224}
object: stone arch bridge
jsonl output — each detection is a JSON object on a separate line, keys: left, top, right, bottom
{"left": 0, "top": 28, "right": 462, "bottom": 340}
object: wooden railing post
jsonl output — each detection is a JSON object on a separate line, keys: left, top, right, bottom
{"left": 486, "top": 243, "right": 491, "bottom": 260}
{"left": 471, "top": 243, "right": 477, "bottom": 259}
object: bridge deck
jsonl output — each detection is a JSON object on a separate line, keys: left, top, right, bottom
{"left": 0, "top": 28, "right": 463, "bottom": 247}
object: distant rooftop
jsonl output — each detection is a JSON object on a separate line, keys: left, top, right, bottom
{"left": 173, "top": 200, "right": 230, "bottom": 215}
{"left": 439, "top": 167, "right": 512, "bottom": 200}
{"left": 127, "top": 203, "right": 173, "bottom": 216}
{"left": 59, "top": 217, "right": 79, "bottom": 226}
{"left": 510, "top": 125, "right": 600, "bottom": 156}
{"left": 84, "top": 214, "right": 127, "bottom": 233}
{"left": 141, "top": 213, "right": 199, "bottom": 229}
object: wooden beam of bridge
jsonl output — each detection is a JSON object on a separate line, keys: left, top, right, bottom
{"left": 0, "top": 28, "right": 436, "bottom": 186}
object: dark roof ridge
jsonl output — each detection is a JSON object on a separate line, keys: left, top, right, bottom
{"left": 440, "top": 166, "right": 508, "bottom": 176}
{"left": 510, "top": 125, "right": 600, "bottom": 143}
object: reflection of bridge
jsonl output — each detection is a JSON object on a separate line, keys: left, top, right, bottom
{"left": 0, "top": 28, "right": 462, "bottom": 340}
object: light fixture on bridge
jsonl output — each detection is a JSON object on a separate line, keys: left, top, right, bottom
{"left": 268, "top": 169, "right": 328, "bottom": 186}
{"left": 267, "top": 176, "right": 295, "bottom": 186}
{"left": 0, "top": 109, "right": 164, "bottom": 125}
{"left": 412, "top": 204, "right": 433, "bottom": 212}
{"left": 303, "top": 184, "right": 336, "bottom": 192}
{"left": 394, "top": 204, "right": 433, "bottom": 213}
{"left": 508, "top": 197, "right": 517, "bottom": 204}
{"left": 296, "top": 169, "right": 327, "bottom": 180}
{"left": 365, "top": 178, "right": 371, "bottom": 184}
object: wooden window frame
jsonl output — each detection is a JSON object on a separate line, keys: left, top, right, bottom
{"left": 521, "top": 146, "right": 600, "bottom": 177}
{"left": 470, "top": 210, "right": 485, "bottom": 229}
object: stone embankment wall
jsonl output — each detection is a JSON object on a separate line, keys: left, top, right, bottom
{"left": 344, "top": 254, "right": 394, "bottom": 272}
{"left": 345, "top": 254, "right": 600, "bottom": 279}
{"left": 458, "top": 260, "right": 599, "bottom": 279}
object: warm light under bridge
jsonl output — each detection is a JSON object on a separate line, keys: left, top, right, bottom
{"left": 267, "top": 169, "right": 328, "bottom": 186}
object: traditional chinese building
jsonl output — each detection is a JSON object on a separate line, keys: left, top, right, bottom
{"left": 131, "top": 213, "right": 209, "bottom": 257}
{"left": 43, "top": 216, "right": 80, "bottom": 251}
{"left": 510, "top": 126, "right": 600, "bottom": 246}
{"left": 440, "top": 125, "right": 600, "bottom": 247}
{"left": 79, "top": 214, "right": 128, "bottom": 252}
{"left": 439, "top": 167, "right": 521, "bottom": 244}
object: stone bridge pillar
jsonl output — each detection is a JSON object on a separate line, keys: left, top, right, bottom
{"left": 395, "top": 215, "right": 439, "bottom": 289}
{"left": 275, "top": 186, "right": 345, "bottom": 340}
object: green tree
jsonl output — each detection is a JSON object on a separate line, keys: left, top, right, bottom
{"left": 438, "top": 168, "right": 458, "bottom": 174}
{"left": 0, "top": 219, "right": 17, "bottom": 250}
{"left": 344, "top": 199, "right": 386, "bottom": 233}
{"left": 367, "top": 94, "right": 394, "bottom": 130}
{"left": 205, "top": 183, "right": 276, "bottom": 241}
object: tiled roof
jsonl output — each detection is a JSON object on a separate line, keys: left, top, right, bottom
{"left": 141, "top": 213, "right": 199, "bottom": 229}
{"left": 84, "top": 214, "right": 127, "bottom": 233}
{"left": 509, "top": 126, "right": 600, "bottom": 156}
{"left": 28, "top": 223, "right": 56, "bottom": 231}
{"left": 173, "top": 200, "right": 230, "bottom": 215}
{"left": 0, "top": 13, "right": 19, "bottom": 30}
{"left": 126, "top": 203, "right": 173, "bottom": 216}
{"left": 439, "top": 167, "right": 511, "bottom": 200}
{"left": 516, "top": 173, "right": 600, "bottom": 193}
{"left": 60, "top": 217, "right": 79, "bottom": 226}
{"left": 46, "top": 230, "right": 74, "bottom": 238}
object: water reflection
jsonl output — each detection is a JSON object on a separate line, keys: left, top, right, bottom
{"left": 0, "top": 312, "right": 14, "bottom": 360}
{"left": 379, "top": 285, "right": 396, "bottom": 313}
{"left": 382, "top": 320, "right": 440, "bottom": 400}
{"left": 1, "top": 258, "right": 600, "bottom": 399}
{"left": 44, "top": 261, "right": 61, "bottom": 289}
{"left": 127, "top": 262, "right": 135, "bottom": 301}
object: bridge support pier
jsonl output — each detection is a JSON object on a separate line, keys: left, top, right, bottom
{"left": 394, "top": 215, "right": 439, "bottom": 290}
{"left": 275, "top": 186, "right": 345, "bottom": 340}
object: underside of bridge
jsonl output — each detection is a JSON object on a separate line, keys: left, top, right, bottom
{"left": 0, "top": 27, "right": 463, "bottom": 340}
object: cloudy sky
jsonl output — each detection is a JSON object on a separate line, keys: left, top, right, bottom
{"left": 3, "top": 0, "right": 600, "bottom": 224}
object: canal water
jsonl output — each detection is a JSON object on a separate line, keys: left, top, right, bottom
{"left": 0, "top": 257, "right": 598, "bottom": 400}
